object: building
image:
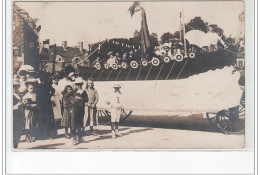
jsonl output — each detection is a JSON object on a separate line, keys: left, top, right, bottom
{"left": 41, "top": 41, "right": 91, "bottom": 73}
{"left": 13, "top": 3, "right": 41, "bottom": 72}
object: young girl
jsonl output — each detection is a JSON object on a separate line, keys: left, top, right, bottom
{"left": 23, "top": 79, "right": 38, "bottom": 142}
{"left": 61, "top": 85, "right": 74, "bottom": 139}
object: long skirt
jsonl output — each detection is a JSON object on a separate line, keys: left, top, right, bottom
{"left": 24, "top": 108, "right": 38, "bottom": 130}
{"left": 52, "top": 95, "right": 62, "bottom": 120}
{"left": 71, "top": 106, "right": 85, "bottom": 129}
{"left": 61, "top": 108, "right": 71, "bottom": 127}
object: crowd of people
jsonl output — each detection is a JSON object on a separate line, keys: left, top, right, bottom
{"left": 13, "top": 65, "right": 125, "bottom": 148}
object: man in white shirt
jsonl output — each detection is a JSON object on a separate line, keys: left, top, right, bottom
{"left": 106, "top": 51, "right": 118, "bottom": 67}
{"left": 106, "top": 84, "right": 124, "bottom": 138}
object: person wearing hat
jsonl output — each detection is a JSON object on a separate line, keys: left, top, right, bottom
{"left": 106, "top": 84, "right": 124, "bottom": 138}
{"left": 23, "top": 79, "right": 38, "bottom": 143}
{"left": 13, "top": 78, "right": 25, "bottom": 148}
{"left": 106, "top": 51, "right": 118, "bottom": 68}
{"left": 71, "top": 77, "right": 88, "bottom": 145}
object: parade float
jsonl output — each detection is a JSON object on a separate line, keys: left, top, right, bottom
{"left": 75, "top": 2, "right": 245, "bottom": 134}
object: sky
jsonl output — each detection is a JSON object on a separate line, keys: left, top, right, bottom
{"left": 16, "top": 1, "right": 244, "bottom": 49}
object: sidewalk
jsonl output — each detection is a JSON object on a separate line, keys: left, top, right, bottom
{"left": 16, "top": 125, "right": 244, "bottom": 149}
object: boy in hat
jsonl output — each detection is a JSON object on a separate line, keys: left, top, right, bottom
{"left": 71, "top": 77, "right": 88, "bottom": 145}
{"left": 13, "top": 78, "right": 25, "bottom": 148}
{"left": 106, "top": 84, "right": 124, "bottom": 138}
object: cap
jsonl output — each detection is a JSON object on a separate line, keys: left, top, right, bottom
{"left": 107, "top": 51, "right": 113, "bottom": 56}
{"left": 75, "top": 77, "right": 84, "bottom": 84}
{"left": 113, "top": 84, "right": 121, "bottom": 88}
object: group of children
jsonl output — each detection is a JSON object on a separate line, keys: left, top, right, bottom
{"left": 13, "top": 66, "right": 125, "bottom": 148}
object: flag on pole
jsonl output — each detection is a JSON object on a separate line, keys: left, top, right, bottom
{"left": 140, "top": 9, "right": 151, "bottom": 59}
{"left": 128, "top": 1, "right": 141, "bottom": 17}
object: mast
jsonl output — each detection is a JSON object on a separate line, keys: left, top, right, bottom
{"left": 179, "top": 11, "right": 182, "bottom": 41}
{"left": 182, "top": 10, "right": 188, "bottom": 58}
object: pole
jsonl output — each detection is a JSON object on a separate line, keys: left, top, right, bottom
{"left": 182, "top": 10, "right": 188, "bottom": 58}
{"left": 179, "top": 11, "right": 182, "bottom": 41}
{"left": 52, "top": 44, "right": 56, "bottom": 74}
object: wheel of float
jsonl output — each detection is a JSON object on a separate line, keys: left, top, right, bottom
{"left": 130, "top": 61, "right": 138, "bottom": 69}
{"left": 216, "top": 105, "right": 245, "bottom": 135}
{"left": 94, "top": 62, "right": 101, "bottom": 70}
{"left": 111, "top": 63, "right": 118, "bottom": 70}
{"left": 141, "top": 59, "right": 148, "bottom": 67}
{"left": 121, "top": 62, "right": 128, "bottom": 69}
{"left": 188, "top": 51, "right": 196, "bottom": 59}
{"left": 175, "top": 54, "right": 184, "bottom": 62}
{"left": 151, "top": 57, "right": 160, "bottom": 66}
{"left": 163, "top": 56, "right": 171, "bottom": 63}
{"left": 104, "top": 63, "right": 109, "bottom": 69}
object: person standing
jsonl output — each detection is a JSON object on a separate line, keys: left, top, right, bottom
{"left": 36, "top": 71, "right": 57, "bottom": 140}
{"left": 23, "top": 79, "right": 38, "bottom": 142}
{"left": 84, "top": 78, "right": 99, "bottom": 134}
{"left": 51, "top": 79, "right": 63, "bottom": 120}
{"left": 71, "top": 77, "right": 88, "bottom": 145}
{"left": 106, "top": 84, "right": 124, "bottom": 138}
{"left": 13, "top": 78, "right": 25, "bottom": 148}
{"left": 61, "top": 85, "right": 74, "bottom": 139}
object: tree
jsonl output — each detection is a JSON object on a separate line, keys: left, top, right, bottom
{"left": 185, "top": 16, "right": 208, "bottom": 33}
{"left": 160, "top": 32, "right": 174, "bottom": 43}
{"left": 150, "top": 33, "right": 158, "bottom": 47}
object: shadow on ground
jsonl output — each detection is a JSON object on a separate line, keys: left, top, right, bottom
{"left": 99, "top": 114, "right": 219, "bottom": 133}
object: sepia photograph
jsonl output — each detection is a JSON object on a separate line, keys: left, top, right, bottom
{"left": 12, "top": 1, "right": 245, "bottom": 149}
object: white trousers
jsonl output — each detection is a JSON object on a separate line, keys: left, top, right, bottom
{"left": 110, "top": 108, "right": 121, "bottom": 122}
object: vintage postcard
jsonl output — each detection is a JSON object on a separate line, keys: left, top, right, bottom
{"left": 12, "top": 1, "right": 245, "bottom": 149}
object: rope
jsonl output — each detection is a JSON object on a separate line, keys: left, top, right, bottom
{"left": 145, "top": 65, "right": 153, "bottom": 80}
{"left": 90, "top": 69, "right": 97, "bottom": 78}
{"left": 79, "top": 40, "right": 107, "bottom": 64}
{"left": 126, "top": 68, "right": 132, "bottom": 81}
{"left": 156, "top": 63, "right": 164, "bottom": 80}
{"left": 115, "top": 68, "right": 122, "bottom": 81}
{"left": 106, "top": 69, "right": 113, "bottom": 81}
{"left": 166, "top": 62, "right": 176, "bottom": 80}
{"left": 176, "top": 59, "right": 188, "bottom": 80}
{"left": 136, "top": 66, "right": 142, "bottom": 80}
{"left": 96, "top": 69, "right": 105, "bottom": 81}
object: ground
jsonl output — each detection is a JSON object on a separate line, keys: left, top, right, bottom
{"left": 17, "top": 114, "right": 244, "bottom": 149}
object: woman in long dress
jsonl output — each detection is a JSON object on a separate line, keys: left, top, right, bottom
{"left": 51, "top": 79, "right": 62, "bottom": 120}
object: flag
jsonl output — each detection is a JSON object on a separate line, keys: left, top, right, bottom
{"left": 140, "top": 9, "right": 151, "bottom": 59}
{"left": 128, "top": 1, "right": 141, "bottom": 17}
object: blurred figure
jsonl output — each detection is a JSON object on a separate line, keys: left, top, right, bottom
{"left": 52, "top": 79, "right": 62, "bottom": 121}
{"left": 23, "top": 79, "right": 38, "bottom": 143}
{"left": 106, "top": 51, "right": 118, "bottom": 67}
{"left": 71, "top": 77, "right": 88, "bottom": 145}
{"left": 13, "top": 78, "right": 24, "bottom": 148}
{"left": 84, "top": 78, "right": 99, "bottom": 135}
{"left": 106, "top": 84, "right": 124, "bottom": 138}
{"left": 61, "top": 85, "right": 74, "bottom": 139}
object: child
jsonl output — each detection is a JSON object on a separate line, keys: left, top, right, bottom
{"left": 106, "top": 84, "right": 124, "bottom": 138}
{"left": 61, "top": 85, "right": 74, "bottom": 139}
{"left": 71, "top": 77, "right": 88, "bottom": 145}
{"left": 23, "top": 79, "right": 38, "bottom": 142}
{"left": 84, "top": 78, "right": 99, "bottom": 134}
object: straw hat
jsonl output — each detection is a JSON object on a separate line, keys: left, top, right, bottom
{"left": 68, "top": 72, "right": 75, "bottom": 77}
{"left": 163, "top": 43, "right": 171, "bottom": 48}
{"left": 17, "top": 65, "right": 35, "bottom": 76}
{"left": 13, "top": 78, "right": 20, "bottom": 86}
{"left": 25, "top": 78, "right": 38, "bottom": 85}
{"left": 75, "top": 77, "right": 84, "bottom": 84}
{"left": 107, "top": 51, "right": 113, "bottom": 56}
{"left": 113, "top": 84, "right": 121, "bottom": 88}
